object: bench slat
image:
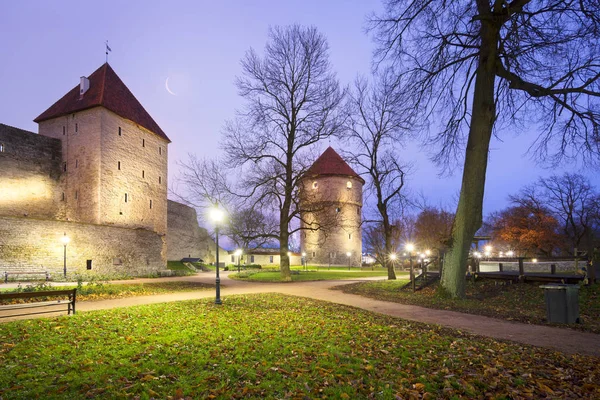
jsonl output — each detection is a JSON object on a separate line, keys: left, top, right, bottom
{"left": 0, "top": 289, "right": 75, "bottom": 300}
{"left": 0, "top": 300, "right": 68, "bottom": 310}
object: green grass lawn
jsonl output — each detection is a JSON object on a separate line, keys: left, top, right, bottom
{"left": 0, "top": 281, "right": 213, "bottom": 302}
{"left": 1, "top": 294, "right": 598, "bottom": 399}
{"left": 336, "top": 280, "right": 600, "bottom": 333}
{"left": 230, "top": 269, "right": 404, "bottom": 282}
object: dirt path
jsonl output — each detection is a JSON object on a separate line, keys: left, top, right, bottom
{"left": 3, "top": 272, "right": 599, "bottom": 357}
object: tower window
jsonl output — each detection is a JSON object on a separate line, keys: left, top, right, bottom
{"left": 159, "top": 176, "right": 162, "bottom": 184}
{"left": 312, "top": 252, "right": 316, "bottom": 257}
{"left": 63, "top": 162, "right": 67, "bottom": 172}
{"left": 118, "top": 127, "right": 122, "bottom": 136}
{"left": 142, "top": 170, "right": 145, "bottom": 178}
{"left": 0, "top": 143, "right": 4, "bottom": 152}
{"left": 269, "top": 256, "right": 274, "bottom": 263}
{"left": 61, "top": 192, "right": 65, "bottom": 201}
{"left": 118, "top": 161, "right": 121, "bottom": 170}
{"left": 347, "top": 181, "right": 352, "bottom": 189}
{"left": 124, "top": 193, "right": 128, "bottom": 203}
{"left": 75, "top": 190, "right": 78, "bottom": 200}
{"left": 335, "top": 207, "right": 341, "bottom": 213}
{"left": 75, "top": 123, "right": 78, "bottom": 132}
{"left": 142, "top": 139, "right": 145, "bottom": 147}
{"left": 357, "top": 207, "right": 360, "bottom": 215}
{"left": 159, "top": 146, "right": 162, "bottom": 155}
{"left": 75, "top": 159, "right": 78, "bottom": 168}
{"left": 149, "top": 199, "right": 153, "bottom": 209}
{"left": 312, "top": 181, "right": 318, "bottom": 189}
{"left": 349, "top": 233, "right": 352, "bottom": 240}
{"left": 62, "top": 126, "right": 65, "bottom": 135}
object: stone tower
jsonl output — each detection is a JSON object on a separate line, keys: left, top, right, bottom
{"left": 300, "top": 147, "right": 364, "bottom": 266}
{"left": 34, "top": 63, "right": 170, "bottom": 235}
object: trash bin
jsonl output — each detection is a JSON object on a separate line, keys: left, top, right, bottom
{"left": 539, "top": 284, "right": 580, "bottom": 324}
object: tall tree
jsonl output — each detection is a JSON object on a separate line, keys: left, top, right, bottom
{"left": 414, "top": 207, "right": 454, "bottom": 256}
{"left": 223, "top": 25, "right": 344, "bottom": 281}
{"left": 371, "top": 0, "right": 600, "bottom": 297}
{"left": 342, "top": 71, "right": 413, "bottom": 279}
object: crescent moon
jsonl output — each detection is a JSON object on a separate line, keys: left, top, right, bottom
{"left": 165, "top": 77, "right": 177, "bottom": 96}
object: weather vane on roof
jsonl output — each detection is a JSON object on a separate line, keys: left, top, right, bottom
{"left": 105, "top": 40, "right": 112, "bottom": 63}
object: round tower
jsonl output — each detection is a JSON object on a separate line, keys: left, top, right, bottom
{"left": 300, "top": 147, "right": 364, "bottom": 267}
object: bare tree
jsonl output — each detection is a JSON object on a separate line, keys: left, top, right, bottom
{"left": 223, "top": 25, "right": 344, "bottom": 280}
{"left": 538, "top": 173, "right": 600, "bottom": 253}
{"left": 341, "top": 71, "right": 413, "bottom": 279}
{"left": 370, "top": 0, "right": 600, "bottom": 297}
{"left": 414, "top": 207, "right": 454, "bottom": 255}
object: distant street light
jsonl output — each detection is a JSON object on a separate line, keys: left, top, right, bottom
{"left": 301, "top": 252, "right": 307, "bottom": 271}
{"left": 61, "top": 233, "right": 70, "bottom": 278}
{"left": 210, "top": 207, "right": 225, "bottom": 305}
{"left": 506, "top": 250, "right": 514, "bottom": 257}
{"left": 390, "top": 253, "right": 397, "bottom": 272}
{"left": 346, "top": 251, "right": 352, "bottom": 270}
{"left": 234, "top": 249, "right": 243, "bottom": 274}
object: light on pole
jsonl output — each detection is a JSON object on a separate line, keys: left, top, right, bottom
{"left": 346, "top": 251, "right": 352, "bottom": 270}
{"left": 301, "top": 252, "right": 306, "bottom": 271}
{"left": 390, "top": 253, "right": 397, "bottom": 271}
{"left": 405, "top": 243, "right": 415, "bottom": 292}
{"left": 210, "top": 207, "right": 225, "bottom": 305}
{"left": 61, "top": 233, "right": 70, "bottom": 278}
{"left": 234, "top": 249, "right": 243, "bottom": 274}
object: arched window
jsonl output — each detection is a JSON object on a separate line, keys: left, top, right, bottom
{"left": 347, "top": 181, "right": 352, "bottom": 189}
{"left": 312, "top": 181, "right": 318, "bottom": 189}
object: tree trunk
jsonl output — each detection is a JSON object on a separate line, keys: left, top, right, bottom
{"left": 441, "top": 17, "right": 499, "bottom": 298}
{"left": 383, "top": 217, "right": 397, "bottom": 280}
{"left": 279, "top": 228, "right": 291, "bottom": 281}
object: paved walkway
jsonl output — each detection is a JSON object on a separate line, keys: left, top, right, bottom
{"left": 2, "top": 272, "right": 599, "bottom": 357}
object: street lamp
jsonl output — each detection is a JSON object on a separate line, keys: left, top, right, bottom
{"left": 390, "top": 253, "right": 397, "bottom": 271}
{"left": 61, "top": 233, "right": 70, "bottom": 278}
{"left": 405, "top": 243, "right": 415, "bottom": 292}
{"left": 301, "top": 252, "right": 306, "bottom": 271}
{"left": 346, "top": 251, "right": 352, "bottom": 270}
{"left": 210, "top": 207, "right": 225, "bottom": 305}
{"left": 234, "top": 249, "right": 243, "bottom": 274}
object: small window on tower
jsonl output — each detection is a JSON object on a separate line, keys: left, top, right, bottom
{"left": 149, "top": 199, "right": 153, "bottom": 209}
{"left": 118, "top": 161, "right": 121, "bottom": 170}
{"left": 159, "top": 146, "right": 162, "bottom": 155}
{"left": 75, "top": 123, "right": 78, "bottom": 132}
{"left": 159, "top": 176, "right": 162, "bottom": 184}
{"left": 312, "top": 181, "right": 318, "bottom": 189}
{"left": 142, "top": 139, "right": 145, "bottom": 147}
{"left": 357, "top": 207, "right": 360, "bottom": 215}
{"left": 347, "top": 181, "right": 352, "bottom": 189}
{"left": 118, "top": 127, "right": 122, "bottom": 136}
{"left": 75, "top": 190, "right": 78, "bottom": 200}
{"left": 63, "top": 162, "right": 67, "bottom": 172}
{"left": 336, "top": 207, "right": 341, "bottom": 213}
{"left": 62, "top": 126, "right": 65, "bottom": 135}
{"left": 75, "top": 159, "right": 78, "bottom": 168}
{"left": 349, "top": 233, "right": 352, "bottom": 240}
{"left": 142, "top": 170, "right": 145, "bottom": 178}
{"left": 312, "top": 252, "right": 316, "bottom": 257}
{"left": 124, "top": 193, "right": 128, "bottom": 203}
{"left": 61, "top": 192, "right": 65, "bottom": 201}
{"left": 0, "top": 143, "right": 4, "bottom": 152}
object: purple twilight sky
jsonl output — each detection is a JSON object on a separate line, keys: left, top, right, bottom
{"left": 1, "top": 0, "right": 597, "bottom": 220}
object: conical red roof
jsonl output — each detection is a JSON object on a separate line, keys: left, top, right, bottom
{"left": 34, "top": 63, "right": 170, "bottom": 142}
{"left": 305, "top": 147, "right": 364, "bottom": 183}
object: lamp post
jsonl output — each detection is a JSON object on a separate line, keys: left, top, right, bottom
{"left": 234, "top": 249, "right": 242, "bottom": 274}
{"left": 210, "top": 207, "right": 225, "bottom": 305}
{"left": 61, "top": 233, "right": 70, "bottom": 278}
{"left": 346, "top": 251, "right": 352, "bottom": 270}
{"left": 390, "top": 253, "right": 397, "bottom": 271}
{"left": 406, "top": 243, "right": 415, "bottom": 292}
{"left": 301, "top": 252, "right": 306, "bottom": 271}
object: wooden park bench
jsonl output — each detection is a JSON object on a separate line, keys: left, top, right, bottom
{"left": 4, "top": 270, "right": 50, "bottom": 284}
{"left": 0, "top": 289, "right": 76, "bottom": 319}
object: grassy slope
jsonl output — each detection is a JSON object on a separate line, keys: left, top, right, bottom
{"left": 0, "top": 294, "right": 598, "bottom": 399}
{"left": 336, "top": 280, "right": 600, "bottom": 333}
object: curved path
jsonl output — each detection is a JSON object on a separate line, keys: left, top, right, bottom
{"left": 3, "top": 272, "right": 599, "bottom": 357}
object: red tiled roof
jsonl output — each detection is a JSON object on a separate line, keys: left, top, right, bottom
{"left": 34, "top": 63, "right": 170, "bottom": 142}
{"left": 305, "top": 147, "right": 364, "bottom": 183}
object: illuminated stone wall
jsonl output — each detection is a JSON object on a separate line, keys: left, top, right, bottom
{"left": 300, "top": 175, "right": 363, "bottom": 266}
{"left": 166, "top": 200, "right": 227, "bottom": 263}
{"left": 0, "top": 124, "right": 64, "bottom": 219}
{"left": 0, "top": 216, "right": 165, "bottom": 276}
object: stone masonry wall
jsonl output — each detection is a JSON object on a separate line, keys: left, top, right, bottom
{"left": 38, "top": 109, "right": 103, "bottom": 224}
{"left": 166, "top": 200, "right": 227, "bottom": 263}
{"left": 300, "top": 175, "right": 363, "bottom": 266}
{"left": 0, "top": 124, "right": 63, "bottom": 219}
{"left": 0, "top": 216, "right": 165, "bottom": 276}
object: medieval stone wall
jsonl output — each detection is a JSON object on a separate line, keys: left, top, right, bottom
{"left": 0, "top": 124, "right": 64, "bottom": 219}
{"left": 0, "top": 216, "right": 165, "bottom": 276}
{"left": 300, "top": 175, "right": 363, "bottom": 266}
{"left": 99, "top": 108, "right": 168, "bottom": 235}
